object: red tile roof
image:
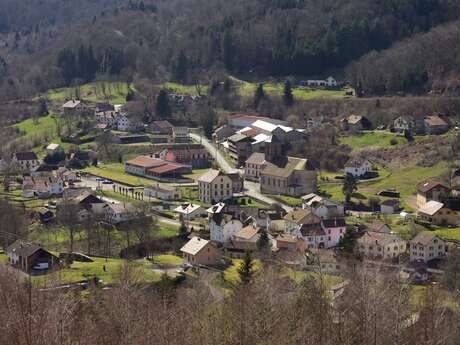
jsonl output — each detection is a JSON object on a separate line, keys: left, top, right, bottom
{"left": 148, "top": 163, "right": 184, "bottom": 175}
{"left": 127, "top": 156, "right": 164, "bottom": 168}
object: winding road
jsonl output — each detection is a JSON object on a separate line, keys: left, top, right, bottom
{"left": 190, "top": 133, "right": 293, "bottom": 212}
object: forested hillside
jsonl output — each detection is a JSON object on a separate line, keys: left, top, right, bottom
{"left": 1, "top": 0, "right": 460, "bottom": 99}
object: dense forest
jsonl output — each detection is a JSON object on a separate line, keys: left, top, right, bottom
{"left": 1, "top": 264, "right": 459, "bottom": 345}
{"left": 1, "top": 0, "right": 460, "bottom": 99}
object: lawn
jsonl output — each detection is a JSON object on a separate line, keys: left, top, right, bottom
{"left": 319, "top": 162, "right": 448, "bottom": 211}
{"left": 0, "top": 187, "right": 51, "bottom": 210}
{"left": 84, "top": 163, "right": 155, "bottom": 186}
{"left": 0, "top": 252, "right": 7, "bottom": 263}
{"left": 155, "top": 221, "right": 180, "bottom": 239}
{"left": 153, "top": 254, "right": 183, "bottom": 266}
{"left": 432, "top": 227, "right": 460, "bottom": 242}
{"left": 269, "top": 194, "right": 302, "bottom": 207}
{"left": 42, "top": 82, "right": 132, "bottom": 104}
{"left": 163, "top": 82, "right": 207, "bottom": 96}
{"left": 223, "top": 259, "right": 262, "bottom": 285}
{"left": 237, "top": 80, "right": 350, "bottom": 100}
{"left": 341, "top": 131, "right": 407, "bottom": 151}
{"left": 32, "top": 257, "right": 160, "bottom": 286}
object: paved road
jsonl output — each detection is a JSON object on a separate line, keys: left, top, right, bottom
{"left": 190, "top": 133, "right": 293, "bottom": 212}
{"left": 190, "top": 133, "right": 237, "bottom": 174}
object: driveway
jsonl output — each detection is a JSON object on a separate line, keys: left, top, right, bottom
{"left": 191, "top": 133, "right": 293, "bottom": 212}
{"left": 190, "top": 133, "right": 237, "bottom": 174}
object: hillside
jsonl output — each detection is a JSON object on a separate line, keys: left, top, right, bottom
{"left": 1, "top": 0, "right": 460, "bottom": 100}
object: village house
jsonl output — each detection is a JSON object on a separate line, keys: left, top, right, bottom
{"left": 321, "top": 218, "right": 347, "bottom": 247}
{"left": 393, "top": 115, "right": 416, "bottom": 134}
{"left": 410, "top": 231, "right": 447, "bottom": 263}
{"left": 283, "top": 208, "right": 321, "bottom": 234}
{"left": 198, "top": 169, "right": 234, "bottom": 203}
{"left": 149, "top": 120, "right": 174, "bottom": 134}
{"left": 144, "top": 184, "right": 181, "bottom": 201}
{"left": 22, "top": 175, "right": 64, "bottom": 198}
{"left": 206, "top": 202, "right": 226, "bottom": 215}
{"left": 35, "top": 207, "right": 55, "bottom": 224}
{"left": 340, "top": 115, "right": 370, "bottom": 132}
{"left": 275, "top": 234, "right": 301, "bottom": 252}
{"left": 260, "top": 156, "right": 317, "bottom": 197}
{"left": 13, "top": 151, "right": 39, "bottom": 172}
{"left": 96, "top": 110, "right": 119, "bottom": 128}
{"left": 174, "top": 203, "right": 206, "bottom": 221}
{"left": 244, "top": 152, "right": 266, "bottom": 182}
{"left": 344, "top": 158, "right": 373, "bottom": 178}
{"left": 63, "top": 100, "right": 83, "bottom": 116}
{"left": 46, "top": 143, "right": 64, "bottom": 157}
{"left": 159, "top": 145, "right": 212, "bottom": 169}
{"left": 227, "top": 172, "right": 244, "bottom": 193}
{"left": 209, "top": 212, "right": 243, "bottom": 243}
{"left": 56, "top": 167, "right": 79, "bottom": 183}
{"left": 6, "top": 240, "right": 59, "bottom": 273}
{"left": 181, "top": 237, "right": 222, "bottom": 266}
{"left": 416, "top": 180, "right": 450, "bottom": 208}
{"left": 305, "top": 249, "right": 341, "bottom": 273}
{"left": 212, "top": 125, "right": 235, "bottom": 143}
{"left": 62, "top": 190, "right": 107, "bottom": 219}
{"left": 117, "top": 114, "right": 143, "bottom": 132}
{"left": 300, "top": 76, "right": 338, "bottom": 88}
{"left": 104, "top": 203, "right": 139, "bottom": 224}
{"left": 67, "top": 150, "right": 91, "bottom": 168}
{"left": 301, "top": 193, "right": 344, "bottom": 219}
{"left": 367, "top": 221, "right": 392, "bottom": 234}
{"left": 357, "top": 231, "right": 406, "bottom": 260}
{"left": 227, "top": 133, "right": 255, "bottom": 166}
{"left": 224, "top": 225, "right": 262, "bottom": 256}
{"left": 381, "top": 199, "right": 401, "bottom": 214}
{"left": 417, "top": 201, "right": 458, "bottom": 225}
{"left": 297, "top": 223, "right": 327, "bottom": 249}
{"left": 424, "top": 115, "right": 449, "bottom": 135}
{"left": 296, "top": 218, "right": 346, "bottom": 249}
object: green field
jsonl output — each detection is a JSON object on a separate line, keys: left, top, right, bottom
{"left": 320, "top": 162, "right": 448, "bottom": 210}
{"left": 163, "top": 82, "right": 207, "bottom": 96}
{"left": 162, "top": 78, "right": 351, "bottom": 100}
{"left": 153, "top": 254, "right": 183, "bottom": 266}
{"left": 237, "top": 80, "right": 350, "bottom": 100}
{"left": 32, "top": 257, "right": 159, "bottom": 286}
{"left": 223, "top": 259, "right": 262, "bottom": 285}
{"left": 341, "top": 131, "right": 407, "bottom": 151}
{"left": 0, "top": 187, "right": 52, "bottom": 210}
{"left": 155, "top": 221, "right": 180, "bottom": 238}
{"left": 84, "top": 163, "right": 155, "bottom": 186}
{"left": 43, "top": 82, "right": 132, "bottom": 104}
{"left": 269, "top": 194, "right": 302, "bottom": 207}
{"left": 432, "top": 227, "right": 460, "bottom": 241}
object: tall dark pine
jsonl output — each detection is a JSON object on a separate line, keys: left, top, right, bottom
{"left": 283, "top": 80, "right": 294, "bottom": 106}
{"left": 173, "top": 51, "right": 188, "bottom": 83}
{"left": 254, "top": 83, "right": 265, "bottom": 109}
{"left": 222, "top": 30, "right": 234, "bottom": 71}
{"left": 237, "top": 251, "right": 255, "bottom": 285}
{"left": 38, "top": 98, "right": 48, "bottom": 116}
{"left": 203, "top": 109, "right": 216, "bottom": 139}
{"left": 155, "top": 90, "right": 171, "bottom": 119}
